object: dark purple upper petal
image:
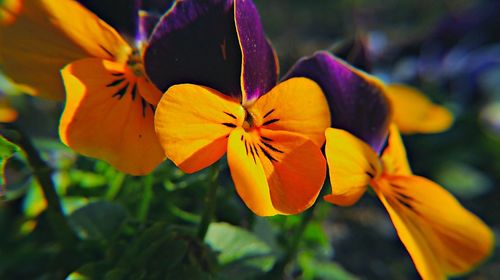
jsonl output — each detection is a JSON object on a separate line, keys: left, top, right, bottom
{"left": 138, "top": 10, "right": 162, "bottom": 42}
{"left": 284, "top": 51, "right": 391, "bottom": 153}
{"left": 234, "top": 0, "right": 278, "bottom": 104}
{"left": 144, "top": 0, "right": 243, "bottom": 99}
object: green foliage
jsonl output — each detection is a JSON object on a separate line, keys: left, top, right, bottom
{"left": 0, "top": 135, "right": 18, "bottom": 187}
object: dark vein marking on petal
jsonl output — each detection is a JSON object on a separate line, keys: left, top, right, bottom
{"left": 149, "top": 104, "right": 155, "bottom": 113}
{"left": 244, "top": 140, "right": 249, "bottom": 155}
{"left": 224, "top": 111, "right": 237, "bottom": 119}
{"left": 263, "top": 118, "right": 279, "bottom": 126}
{"left": 258, "top": 144, "right": 278, "bottom": 162}
{"left": 141, "top": 98, "right": 147, "bottom": 117}
{"left": 263, "top": 109, "right": 275, "bottom": 119}
{"left": 111, "top": 72, "right": 124, "bottom": 77}
{"left": 249, "top": 144, "right": 257, "bottom": 163}
{"left": 99, "top": 44, "right": 115, "bottom": 59}
{"left": 107, "top": 78, "right": 126, "bottom": 87}
{"left": 112, "top": 83, "right": 129, "bottom": 99}
{"left": 240, "top": 135, "right": 244, "bottom": 141}
{"left": 262, "top": 141, "right": 284, "bottom": 154}
{"left": 130, "top": 83, "right": 138, "bottom": 101}
{"left": 222, "top": 123, "right": 237, "bottom": 128}
{"left": 365, "top": 171, "right": 374, "bottom": 179}
{"left": 261, "top": 136, "right": 273, "bottom": 142}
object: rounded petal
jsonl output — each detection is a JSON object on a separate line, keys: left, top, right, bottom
{"left": 324, "top": 128, "right": 382, "bottom": 206}
{"left": 144, "top": 0, "right": 242, "bottom": 98}
{"left": 248, "top": 77, "right": 331, "bottom": 147}
{"left": 60, "top": 58, "right": 164, "bottom": 175}
{"left": 227, "top": 128, "right": 278, "bottom": 216}
{"left": 386, "top": 84, "right": 453, "bottom": 134}
{"left": 284, "top": 51, "right": 391, "bottom": 153}
{"left": 154, "top": 83, "right": 245, "bottom": 174}
{"left": 374, "top": 176, "right": 494, "bottom": 279}
{"left": 259, "top": 129, "right": 327, "bottom": 214}
{"left": 0, "top": 0, "right": 130, "bottom": 100}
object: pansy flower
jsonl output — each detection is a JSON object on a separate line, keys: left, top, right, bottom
{"left": 148, "top": 0, "right": 330, "bottom": 216}
{"left": 286, "top": 52, "right": 493, "bottom": 279}
{"left": 325, "top": 125, "right": 493, "bottom": 280}
{"left": 0, "top": 0, "right": 167, "bottom": 174}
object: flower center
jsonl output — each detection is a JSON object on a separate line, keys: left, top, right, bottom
{"left": 127, "top": 49, "right": 145, "bottom": 77}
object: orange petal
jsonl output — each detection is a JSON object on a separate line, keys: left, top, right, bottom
{"left": 259, "top": 128, "right": 327, "bottom": 214}
{"left": 381, "top": 124, "right": 412, "bottom": 176}
{"left": 0, "top": 0, "right": 130, "bottom": 100}
{"left": 386, "top": 84, "right": 453, "bottom": 134}
{"left": 323, "top": 128, "right": 382, "bottom": 206}
{"left": 373, "top": 176, "right": 494, "bottom": 279}
{"left": 227, "top": 128, "right": 326, "bottom": 216}
{"left": 247, "top": 77, "right": 331, "bottom": 147}
{"left": 60, "top": 58, "right": 164, "bottom": 175}
{"left": 227, "top": 128, "right": 278, "bottom": 216}
{"left": 154, "top": 83, "right": 245, "bottom": 174}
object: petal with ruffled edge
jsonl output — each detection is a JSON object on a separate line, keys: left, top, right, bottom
{"left": 247, "top": 77, "right": 330, "bottom": 147}
{"left": 323, "top": 128, "right": 382, "bottom": 206}
{"left": 154, "top": 83, "right": 245, "bottom": 174}
{"left": 234, "top": 0, "right": 278, "bottom": 104}
{"left": 284, "top": 51, "right": 391, "bottom": 153}
{"left": 373, "top": 176, "right": 494, "bottom": 280}
{"left": 60, "top": 58, "right": 164, "bottom": 175}
{"left": 0, "top": 0, "right": 130, "bottom": 100}
{"left": 144, "top": 0, "right": 242, "bottom": 98}
{"left": 386, "top": 84, "right": 453, "bottom": 134}
{"left": 228, "top": 128, "right": 326, "bottom": 216}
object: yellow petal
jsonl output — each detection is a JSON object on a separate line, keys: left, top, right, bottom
{"left": 60, "top": 58, "right": 164, "bottom": 175}
{"left": 0, "top": 0, "right": 131, "bottom": 100}
{"left": 227, "top": 128, "right": 279, "bottom": 216}
{"left": 373, "top": 176, "right": 494, "bottom": 280}
{"left": 386, "top": 84, "right": 453, "bottom": 134}
{"left": 247, "top": 77, "right": 331, "bottom": 147}
{"left": 324, "top": 128, "right": 382, "bottom": 206}
{"left": 381, "top": 124, "right": 412, "bottom": 176}
{"left": 154, "top": 83, "right": 245, "bottom": 174}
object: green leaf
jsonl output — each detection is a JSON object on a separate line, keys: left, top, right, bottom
{"left": 68, "top": 201, "right": 128, "bottom": 240}
{"left": 205, "top": 222, "right": 276, "bottom": 279}
{"left": 435, "top": 162, "right": 493, "bottom": 198}
{"left": 0, "top": 135, "right": 19, "bottom": 187}
{"left": 298, "top": 252, "right": 357, "bottom": 280}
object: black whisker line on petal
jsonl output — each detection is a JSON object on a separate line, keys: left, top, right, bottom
{"left": 258, "top": 144, "right": 278, "bottom": 162}
{"left": 222, "top": 123, "right": 237, "bottom": 128}
{"left": 263, "top": 109, "right": 275, "bottom": 119}
{"left": 249, "top": 144, "right": 257, "bottom": 163}
{"left": 99, "top": 44, "right": 115, "bottom": 59}
{"left": 107, "top": 78, "right": 126, "bottom": 87}
{"left": 130, "top": 83, "right": 138, "bottom": 101}
{"left": 261, "top": 136, "right": 273, "bottom": 142}
{"left": 262, "top": 118, "right": 279, "bottom": 126}
{"left": 261, "top": 141, "right": 284, "bottom": 153}
{"left": 111, "top": 72, "right": 124, "bottom": 77}
{"left": 224, "top": 112, "right": 237, "bottom": 119}
{"left": 112, "top": 83, "right": 129, "bottom": 99}
{"left": 141, "top": 98, "right": 148, "bottom": 117}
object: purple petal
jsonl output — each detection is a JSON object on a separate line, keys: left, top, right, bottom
{"left": 284, "top": 51, "right": 391, "bottom": 153}
{"left": 144, "top": 0, "right": 243, "bottom": 99}
{"left": 138, "top": 10, "right": 162, "bottom": 42}
{"left": 234, "top": 0, "right": 278, "bottom": 104}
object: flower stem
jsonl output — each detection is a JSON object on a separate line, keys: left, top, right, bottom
{"left": 137, "top": 174, "right": 153, "bottom": 223}
{"left": 197, "top": 164, "right": 219, "bottom": 240}
{"left": 1, "top": 124, "right": 76, "bottom": 244}
{"left": 268, "top": 201, "right": 318, "bottom": 277}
